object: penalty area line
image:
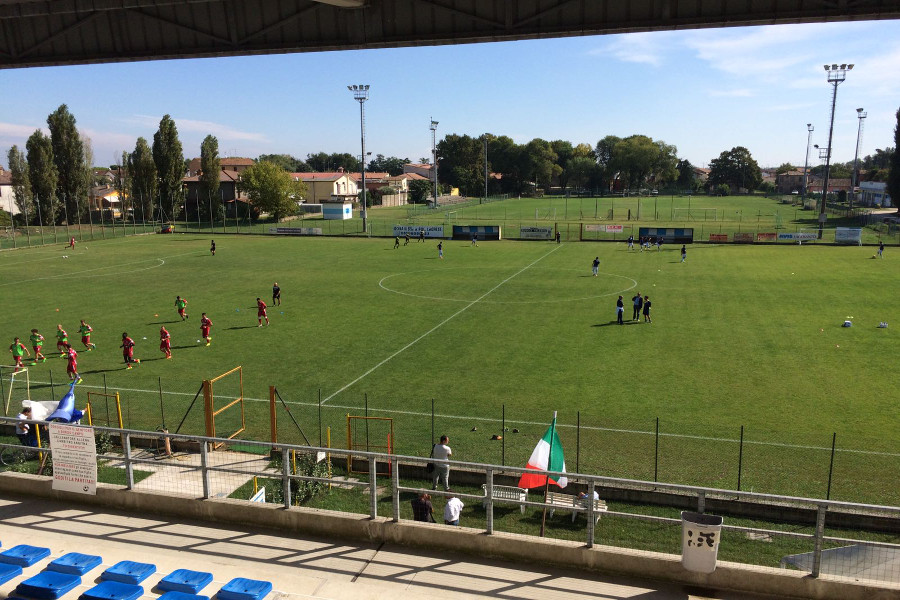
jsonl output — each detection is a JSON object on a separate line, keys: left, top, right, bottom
{"left": 320, "top": 243, "right": 564, "bottom": 406}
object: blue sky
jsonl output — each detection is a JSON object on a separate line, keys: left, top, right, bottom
{"left": 1, "top": 20, "right": 898, "bottom": 171}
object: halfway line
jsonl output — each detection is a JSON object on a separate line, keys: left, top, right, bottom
{"left": 320, "top": 244, "right": 564, "bottom": 405}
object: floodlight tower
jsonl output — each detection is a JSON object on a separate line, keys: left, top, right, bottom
{"left": 802, "top": 123, "right": 814, "bottom": 204}
{"left": 348, "top": 84, "right": 370, "bottom": 233}
{"left": 430, "top": 119, "right": 439, "bottom": 205}
{"left": 818, "top": 63, "right": 853, "bottom": 238}
{"left": 851, "top": 108, "right": 867, "bottom": 211}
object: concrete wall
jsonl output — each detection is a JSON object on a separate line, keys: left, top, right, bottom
{"left": 0, "top": 472, "right": 896, "bottom": 600}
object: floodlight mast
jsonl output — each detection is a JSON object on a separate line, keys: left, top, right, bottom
{"left": 348, "top": 84, "right": 370, "bottom": 233}
{"left": 430, "top": 119, "right": 439, "bottom": 206}
{"left": 818, "top": 63, "right": 853, "bottom": 239}
{"left": 851, "top": 108, "right": 867, "bottom": 211}
{"left": 802, "top": 124, "right": 814, "bottom": 205}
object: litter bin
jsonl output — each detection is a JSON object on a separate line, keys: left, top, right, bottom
{"left": 681, "top": 511, "right": 723, "bottom": 574}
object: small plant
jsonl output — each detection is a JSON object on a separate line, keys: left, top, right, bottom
{"left": 267, "top": 450, "right": 329, "bottom": 505}
{"left": 95, "top": 432, "right": 115, "bottom": 455}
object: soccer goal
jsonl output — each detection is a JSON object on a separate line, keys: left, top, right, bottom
{"left": 1, "top": 366, "right": 30, "bottom": 416}
{"left": 535, "top": 207, "right": 557, "bottom": 220}
{"left": 346, "top": 414, "right": 393, "bottom": 475}
{"left": 672, "top": 208, "right": 718, "bottom": 221}
{"left": 203, "top": 366, "right": 245, "bottom": 448}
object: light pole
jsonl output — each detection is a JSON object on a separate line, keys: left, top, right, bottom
{"left": 818, "top": 63, "right": 853, "bottom": 238}
{"left": 430, "top": 118, "right": 439, "bottom": 206}
{"left": 802, "top": 123, "right": 814, "bottom": 204}
{"left": 348, "top": 84, "right": 370, "bottom": 233}
{"left": 851, "top": 107, "right": 867, "bottom": 212}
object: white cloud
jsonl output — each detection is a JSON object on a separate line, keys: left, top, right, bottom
{"left": 123, "top": 114, "right": 267, "bottom": 143}
{"left": 0, "top": 122, "right": 47, "bottom": 139}
{"left": 589, "top": 32, "right": 669, "bottom": 66}
{"left": 685, "top": 24, "right": 820, "bottom": 78}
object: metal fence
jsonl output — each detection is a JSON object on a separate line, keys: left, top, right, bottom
{"left": 1, "top": 420, "right": 899, "bottom": 587}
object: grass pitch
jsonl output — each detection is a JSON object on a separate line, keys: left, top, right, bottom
{"left": 1, "top": 231, "right": 898, "bottom": 504}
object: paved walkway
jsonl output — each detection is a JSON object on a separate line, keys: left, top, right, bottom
{"left": 0, "top": 494, "right": 775, "bottom": 600}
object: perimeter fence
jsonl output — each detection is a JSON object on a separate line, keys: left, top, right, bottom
{"left": 1, "top": 421, "right": 899, "bottom": 587}
{"left": 4, "top": 368, "right": 899, "bottom": 507}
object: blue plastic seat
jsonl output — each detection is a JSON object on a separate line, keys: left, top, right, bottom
{"left": 47, "top": 552, "right": 103, "bottom": 576}
{"left": 0, "top": 562, "right": 23, "bottom": 585}
{"left": 80, "top": 580, "right": 143, "bottom": 600}
{"left": 159, "top": 591, "right": 209, "bottom": 600}
{"left": 15, "top": 571, "right": 81, "bottom": 599}
{"left": 0, "top": 544, "right": 51, "bottom": 567}
{"left": 217, "top": 578, "right": 272, "bottom": 600}
{"left": 157, "top": 569, "right": 213, "bottom": 594}
{"left": 101, "top": 561, "right": 156, "bottom": 584}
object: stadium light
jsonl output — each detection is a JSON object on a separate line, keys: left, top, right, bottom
{"left": 851, "top": 108, "right": 867, "bottom": 211}
{"left": 349, "top": 84, "right": 370, "bottom": 233}
{"left": 430, "top": 119, "right": 439, "bottom": 206}
{"left": 817, "top": 63, "right": 853, "bottom": 239}
{"left": 802, "top": 124, "right": 814, "bottom": 204}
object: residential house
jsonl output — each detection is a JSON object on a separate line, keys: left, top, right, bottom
{"left": 0, "top": 168, "right": 16, "bottom": 216}
{"left": 807, "top": 178, "right": 851, "bottom": 194}
{"left": 348, "top": 172, "right": 391, "bottom": 194}
{"left": 403, "top": 163, "right": 433, "bottom": 179}
{"left": 775, "top": 170, "right": 807, "bottom": 194}
{"left": 182, "top": 170, "right": 248, "bottom": 204}
{"left": 89, "top": 184, "right": 121, "bottom": 217}
{"left": 186, "top": 157, "right": 255, "bottom": 177}
{"left": 291, "top": 170, "right": 358, "bottom": 203}
{"left": 859, "top": 181, "right": 892, "bottom": 208}
{"left": 693, "top": 167, "right": 710, "bottom": 186}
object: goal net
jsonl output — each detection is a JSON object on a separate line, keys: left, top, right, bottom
{"left": 1, "top": 366, "right": 30, "bottom": 416}
{"left": 672, "top": 208, "right": 718, "bottom": 221}
{"left": 535, "top": 207, "right": 557, "bottom": 220}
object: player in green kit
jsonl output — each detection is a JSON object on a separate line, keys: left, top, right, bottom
{"left": 175, "top": 296, "right": 188, "bottom": 321}
{"left": 30, "top": 329, "right": 46, "bottom": 363}
{"left": 9, "top": 337, "right": 30, "bottom": 372}
{"left": 78, "top": 319, "right": 96, "bottom": 350}
{"left": 56, "top": 324, "right": 68, "bottom": 357}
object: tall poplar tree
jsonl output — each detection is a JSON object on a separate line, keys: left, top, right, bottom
{"left": 199, "top": 134, "right": 223, "bottom": 221}
{"left": 47, "top": 104, "right": 86, "bottom": 224}
{"left": 26, "top": 130, "right": 59, "bottom": 225}
{"left": 7, "top": 146, "right": 33, "bottom": 223}
{"left": 889, "top": 107, "right": 900, "bottom": 214}
{"left": 130, "top": 137, "right": 157, "bottom": 222}
{"left": 152, "top": 115, "right": 184, "bottom": 221}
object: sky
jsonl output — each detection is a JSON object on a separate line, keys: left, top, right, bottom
{"left": 1, "top": 19, "right": 898, "bottom": 171}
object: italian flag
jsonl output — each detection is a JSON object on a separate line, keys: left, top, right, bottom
{"left": 518, "top": 415, "right": 567, "bottom": 489}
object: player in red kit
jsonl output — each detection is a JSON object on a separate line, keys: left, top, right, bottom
{"left": 9, "top": 337, "right": 30, "bottom": 372}
{"left": 200, "top": 313, "right": 212, "bottom": 346}
{"left": 160, "top": 326, "right": 172, "bottom": 359}
{"left": 68, "top": 236, "right": 76, "bottom": 249}
{"left": 256, "top": 298, "right": 268, "bottom": 326}
{"left": 175, "top": 296, "right": 188, "bottom": 321}
{"left": 64, "top": 343, "right": 82, "bottom": 383}
{"left": 120, "top": 332, "right": 140, "bottom": 369}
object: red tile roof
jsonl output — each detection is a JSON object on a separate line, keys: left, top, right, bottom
{"left": 290, "top": 172, "right": 348, "bottom": 182}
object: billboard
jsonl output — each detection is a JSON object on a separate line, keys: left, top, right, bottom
{"left": 835, "top": 228, "right": 862, "bottom": 244}
{"left": 757, "top": 233, "right": 777, "bottom": 242}
{"left": 605, "top": 225, "right": 624, "bottom": 233}
{"left": 708, "top": 234, "right": 728, "bottom": 242}
{"left": 733, "top": 233, "right": 753, "bottom": 243}
{"left": 638, "top": 227, "right": 694, "bottom": 244}
{"left": 393, "top": 225, "right": 444, "bottom": 238}
{"left": 519, "top": 226, "right": 553, "bottom": 240}
{"left": 269, "top": 227, "right": 322, "bottom": 235}
{"left": 452, "top": 225, "right": 501, "bottom": 240}
{"left": 778, "top": 232, "right": 818, "bottom": 241}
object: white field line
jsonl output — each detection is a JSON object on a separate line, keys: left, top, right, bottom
{"left": 320, "top": 244, "right": 564, "bottom": 405}
{"left": 21, "top": 377, "right": 900, "bottom": 458}
{"left": 0, "top": 250, "right": 204, "bottom": 287}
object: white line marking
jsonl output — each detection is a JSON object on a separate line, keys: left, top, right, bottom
{"left": 322, "top": 245, "right": 564, "bottom": 404}
{"left": 21, "top": 377, "right": 900, "bottom": 458}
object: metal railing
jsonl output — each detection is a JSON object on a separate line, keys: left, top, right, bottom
{"left": 2, "top": 420, "right": 900, "bottom": 585}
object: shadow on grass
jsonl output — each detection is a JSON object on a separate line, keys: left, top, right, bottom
{"left": 592, "top": 321, "right": 641, "bottom": 327}
{"left": 225, "top": 326, "right": 258, "bottom": 331}
{"left": 148, "top": 320, "right": 180, "bottom": 325}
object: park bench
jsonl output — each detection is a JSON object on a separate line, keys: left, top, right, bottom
{"left": 481, "top": 484, "right": 527, "bottom": 514}
{"left": 545, "top": 491, "right": 608, "bottom": 524}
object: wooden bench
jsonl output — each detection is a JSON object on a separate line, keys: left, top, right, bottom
{"left": 546, "top": 491, "right": 608, "bottom": 524}
{"left": 481, "top": 484, "right": 527, "bottom": 514}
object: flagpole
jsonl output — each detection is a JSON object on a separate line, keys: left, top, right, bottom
{"left": 539, "top": 411, "right": 557, "bottom": 537}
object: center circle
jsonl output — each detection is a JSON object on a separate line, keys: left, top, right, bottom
{"left": 378, "top": 267, "right": 637, "bottom": 304}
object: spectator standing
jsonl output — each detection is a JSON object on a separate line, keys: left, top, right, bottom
{"left": 681, "top": 245, "right": 686, "bottom": 263}
{"left": 591, "top": 257, "right": 600, "bottom": 277}
{"left": 431, "top": 435, "right": 452, "bottom": 491}
{"left": 878, "top": 241, "right": 884, "bottom": 258}
{"left": 411, "top": 493, "right": 435, "bottom": 522}
{"left": 272, "top": 282, "right": 281, "bottom": 306}
{"left": 632, "top": 292, "right": 642, "bottom": 321}
{"left": 556, "top": 230, "right": 561, "bottom": 244}
{"left": 616, "top": 296, "right": 624, "bottom": 325}
{"left": 643, "top": 296, "right": 652, "bottom": 323}
{"left": 444, "top": 496, "right": 464, "bottom": 526}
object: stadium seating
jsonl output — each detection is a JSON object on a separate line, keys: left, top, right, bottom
{"left": 0, "top": 562, "right": 23, "bottom": 585}
{"left": 157, "top": 569, "right": 213, "bottom": 594}
{"left": 101, "top": 561, "right": 156, "bottom": 584}
{"left": 15, "top": 571, "right": 81, "bottom": 599}
{"left": 159, "top": 591, "right": 209, "bottom": 600}
{"left": 0, "top": 544, "right": 51, "bottom": 567}
{"left": 217, "top": 578, "right": 273, "bottom": 600}
{"left": 47, "top": 553, "right": 103, "bottom": 576}
{"left": 79, "top": 580, "right": 143, "bottom": 600}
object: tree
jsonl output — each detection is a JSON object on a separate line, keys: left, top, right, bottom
{"left": 436, "top": 134, "right": 484, "bottom": 196}
{"left": 707, "top": 146, "right": 762, "bottom": 192}
{"left": 594, "top": 135, "right": 621, "bottom": 192}
{"left": 889, "top": 108, "right": 900, "bottom": 214}
{"left": 81, "top": 135, "right": 96, "bottom": 220}
{"left": 676, "top": 159, "right": 696, "bottom": 191}
{"left": 862, "top": 147, "right": 894, "bottom": 170}
{"left": 408, "top": 179, "right": 431, "bottom": 204}
{"left": 47, "top": 105, "right": 86, "bottom": 224}
{"left": 152, "top": 115, "right": 185, "bottom": 221}
{"left": 257, "top": 154, "right": 310, "bottom": 172}
{"left": 113, "top": 151, "right": 129, "bottom": 222}
{"left": 7, "top": 146, "right": 33, "bottom": 223}
{"left": 566, "top": 156, "right": 596, "bottom": 190}
{"left": 524, "top": 138, "right": 559, "bottom": 191}
{"left": 775, "top": 162, "right": 797, "bottom": 174}
{"left": 550, "top": 140, "right": 574, "bottom": 189}
{"left": 488, "top": 135, "right": 525, "bottom": 194}
{"left": 26, "top": 130, "right": 59, "bottom": 225}
{"left": 129, "top": 137, "right": 157, "bottom": 221}
{"left": 199, "top": 135, "right": 222, "bottom": 221}
{"left": 239, "top": 161, "right": 306, "bottom": 221}
{"left": 367, "top": 154, "right": 409, "bottom": 176}
{"left": 306, "top": 152, "right": 359, "bottom": 173}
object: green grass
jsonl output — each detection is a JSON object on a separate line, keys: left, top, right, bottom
{"left": 1, "top": 227, "right": 899, "bottom": 504}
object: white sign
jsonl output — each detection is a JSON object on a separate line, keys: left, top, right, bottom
{"left": 584, "top": 224, "right": 604, "bottom": 232}
{"left": 778, "top": 232, "right": 818, "bottom": 241}
{"left": 834, "top": 228, "right": 862, "bottom": 244}
{"left": 49, "top": 424, "right": 97, "bottom": 495}
{"left": 250, "top": 487, "right": 266, "bottom": 503}
{"left": 268, "top": 227, "right": 322, "bottom": 236}
{"left": 393, "top": 225, "right": 444, "bottom": 238}
{"left": 605, "top": 225, "right": 624, "bottom": 233}
{"left": 519, "top": 227, "right": 553, "bottom": 239}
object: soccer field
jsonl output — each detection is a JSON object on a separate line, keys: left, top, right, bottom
{"left": 1, "top": 233, "right": 898, "bottom": 504}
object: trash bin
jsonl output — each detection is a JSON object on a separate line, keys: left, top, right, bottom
{"left": 681, "top": 511, "right": 723, "bottom": 574}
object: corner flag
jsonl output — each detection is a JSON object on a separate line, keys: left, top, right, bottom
{"left": 518, "top": 416, "right": 567, "bottom": 489}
